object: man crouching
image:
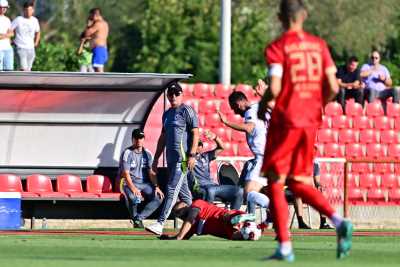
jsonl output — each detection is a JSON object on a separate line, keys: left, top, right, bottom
{"left": 159, "top": 200, "right": 262, "bottom": 241}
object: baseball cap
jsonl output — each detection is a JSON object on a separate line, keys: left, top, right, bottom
{"left": 0, "top": 0, "right": 9, "bottom": 7}
{"left": 167, "top": 83, "right": 183, "bottom": 95}
{"left": 132, "top": 129, "right": 145, "bottom": 139}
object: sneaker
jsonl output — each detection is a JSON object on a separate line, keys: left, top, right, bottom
{"left": 336, "top": 220, "right": 353, "bottom": 259}
{"left": 320, "top": 222, "right": 334, "bottom": 229}
{"left": 145, "top": 222, "right": 164, "bottom": 236}
{"left": 230, "top": 213, "right": 256, "bottom": 225}
{"left": 298, "top": 221, "right": 312, "bottom": 229}
{"left": 265, "top": 249, "right": 295, "bottom": 263}
{"left": 133, "top": 219, "right": 144, "bottom": 228}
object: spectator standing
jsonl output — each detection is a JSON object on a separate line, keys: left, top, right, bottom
{"left": 258, "top": 0, "right": 352, "bottom": 261}
{"left": 83, "top": 8, "right": 109, "bottom": 72}
{"left": 336, "top": 56, "right": 363, "bottom": 109}
{"left": 0, "top": 0, "right": 13, "bottom": 71}
{"left": 145, "top": 83, "right": 199, "bottom": 236}
{"left": 360, "top": 50, "right": 399, "bottom": 112}
{"left": 77, "top": 35, "right": 94, "bottom": 72}
{"left": 189, "top": 130, "right": 243, "bottom": 210}
{"left": 11, "top": 1, "right": 40, "bottom": 71}
{"left": 118, "top": 129, "right": 164, "bottom": 228}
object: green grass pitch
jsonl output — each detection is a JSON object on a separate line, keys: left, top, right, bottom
{"left": 0, "top": 232, "right": 399, "bottom": 267}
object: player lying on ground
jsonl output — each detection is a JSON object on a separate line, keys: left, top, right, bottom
{"left": 159, "top": 199, "right": 261, "bottom": 241}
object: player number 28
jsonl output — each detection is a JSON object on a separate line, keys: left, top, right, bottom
{"left": 289, "top": 52, "right": 322, "bottom": 82}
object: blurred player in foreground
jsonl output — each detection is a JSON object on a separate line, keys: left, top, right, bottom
{"left": 159, "top": 200, "right": 262, "bottom": 241}
{"left": 258, "top": 0, "right": 353, "bottom": 262}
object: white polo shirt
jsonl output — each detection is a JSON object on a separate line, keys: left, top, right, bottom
{"left": 0, "top": 15, "right": 12, "bottom": 50}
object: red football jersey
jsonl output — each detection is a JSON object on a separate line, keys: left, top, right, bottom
{"left": 187, "top": 200, "right": 243, "bottom": 239}
{"left": 265, "top": 30, "right": 336, "bottom": 128}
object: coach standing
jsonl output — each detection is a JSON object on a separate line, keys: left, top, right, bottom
{"left": 145, "top": 83, "right": 199, "bottom": 236}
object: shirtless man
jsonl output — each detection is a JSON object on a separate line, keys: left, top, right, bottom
{"left": 83, "top": 8, "right": 109, "bottom": 72}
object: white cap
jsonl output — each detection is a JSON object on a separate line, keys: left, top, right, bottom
{"left": 0, "top": 0, "right": 9, "bottom": 7}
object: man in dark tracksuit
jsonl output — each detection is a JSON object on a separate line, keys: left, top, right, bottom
{"left": 145, "top": 83, "right": 199, "bottom": 235}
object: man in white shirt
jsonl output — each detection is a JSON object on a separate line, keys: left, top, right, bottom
{"left": 11, "top": 1, "right": 40, "bottom": 71}
{"left": 0, "top": 0, "right": 13, "bottom": 70}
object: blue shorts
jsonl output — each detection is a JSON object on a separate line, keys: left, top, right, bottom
{"left": 92, "top": 46, "right": 108, "bottom": 67}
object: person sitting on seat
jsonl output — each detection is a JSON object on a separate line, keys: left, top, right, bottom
{"left": 118, "top": 129, "right": 164, "bottom": 228}
{"left": 188, "top": 130, "right": 243, "bottom": 210}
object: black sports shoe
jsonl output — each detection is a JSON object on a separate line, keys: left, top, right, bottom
{"left": 298, "top": 221, "right": 312, "bottom": 229}
{"left": 133, "top": 219, "right": 144, "bottom": 228}
{"left": 320, "top": 222, "right": 334, "bottom": 229}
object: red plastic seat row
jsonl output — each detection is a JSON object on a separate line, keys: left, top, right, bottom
{"left": 325, "top": 101, "right": 400, "bottom": 118}
{"left": 0, "top": 174, "right": 121, "bottom": 200}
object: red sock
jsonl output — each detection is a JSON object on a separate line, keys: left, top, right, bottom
{"left": 267, "top": 182, "right": 290, "bottom": 242}
{"left": 288, "top": 180, "right": 335, "bottom": 218}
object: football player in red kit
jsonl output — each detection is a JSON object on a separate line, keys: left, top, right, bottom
{"left": 257, "top": 0, "right": 353, "bottom": 262}
{"left": 159, "top": 200, "right": 258, "bottom": 240}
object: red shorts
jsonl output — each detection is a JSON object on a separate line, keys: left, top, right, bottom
{"left": 261, "top": 125, "right": 317, "bottom": 177}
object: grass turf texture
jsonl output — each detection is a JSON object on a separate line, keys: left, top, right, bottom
{"left": 0, "top": 232, "right": 399, "bottom": 267}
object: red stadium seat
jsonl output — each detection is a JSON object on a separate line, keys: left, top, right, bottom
{"left": 373, "top": 163, "right": 393, "bottom": 174}
{"left": 231, "top": 129, "right": 245, "bottom": 142}
{"left": 347, "top": 173, "right": 359, "bottom": 188}
{"left": 348, "top": 188, "right": 364, "bottom": 204}
{"left": 345, "top": 101, "right": 363, "bottom": 117}
{"left": 387, "top": 102, "right": 400, "bottom": 118}
{"left": 228, "top": 114, "right": 243, "bottom": 125}
{"left": 350, "top": 162, "right": 372, "bottom": 174}
{"left": 317, "top": 129, "right": 337, "bottom": 143}
{"left": 331, "top": 115, "right": 351, "bottom": 129}
{"left": 324, "top": 102, "right": 343, "bottom": 116}
{"left": 338, "top": 129, "right": 358, "bottom": 144}
{"left": 381, "top": 173, "right": 399, "bottom": 189}
{"left": 345, "top": 143, "right": 365, "bottom": 158}
{"left": 215, "top": 84, "right": 232, "bottom": 99}
{"left": 388, "top": 188, "right": 400, "bottom": 203}
{"left": 193, "top": 83, "right": 213, "bottom": 98}
{"left": 219, "top": 142, "right": 237, "bottom": 156}
{"left": 366, "top": 101, "right": 384, "bottom": 117}
{"left": 359, "top": 129, "right": 378, "bottom": 144}
{"left": 387, "top": 144, "right": 400, "bottom": 159}
{"left": 56, "top": 175, "right": 98, "bottom": 198}
{"left": 359, "top": 173, "right": 379, "bottom": 188}
{"left": 352, "top": 116, "right": 372, "bottom": 130}
{"left": 366, "top": 143, "right": 386, "bottom": 158}
{"left": 199, "top": 99, "right": 221, "bottom": 115}
{"left": 366, "top": 188, "right": 386, "bottom": 204}
{"left": 315, "top": 143, "right": 324, "bottom": 157}
{"left": 380, "top": 130, "right": 397, "bottom": 144}
{"left": 180, "top": 83, "right": 193, "bottom": 97}
{"left": 212, "top": 127, "right": 232, "bottom": 142}
{"left": 320, "top": 173, "right": 335, "bottom": 188}
{"left": 346, "top": 101, "right": 364, "bottom": 117}
{"left": 26, "top": 174, "right": 68, "bottom": 198}
{"left": 323, "top": 143, "right": 344, "bottom": 157}
{"left": 0, "top": 174, "right": 38, "bottom": 198}
{"left": 373, "top": 116, "right": 392, "bottom": 130}
{"left": 219, "top": 101, "right": 233, "bottom": 115}
{"left": 320, "top": 115, "right": 331, "bottom": 128}
{"left": 204, "top": 113, "right": 221, "bottom": 128}
{"left": 395, "top": 118, "right": 400, "bottom": 129}
{"left": 86, "top": 175, "right": 121, "bottom": 200}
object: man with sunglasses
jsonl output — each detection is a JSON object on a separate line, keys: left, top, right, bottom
{"left": 360, "top": 50, "right": 399, "bottom": 112}
{"left": 146, "top": 83, "right": 199, "bottom": 236}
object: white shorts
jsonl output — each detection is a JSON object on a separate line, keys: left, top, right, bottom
{"left": 242, "top": 156, "right": 267, "bottom": 186}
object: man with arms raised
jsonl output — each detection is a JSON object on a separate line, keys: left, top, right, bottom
{"left": 258, "top": 0, "right": 352, "bottom": 262}
{"left": 83, "top": 8, "right": 109, "bottom": 72}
